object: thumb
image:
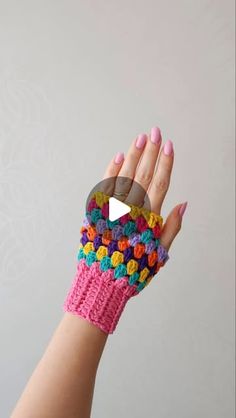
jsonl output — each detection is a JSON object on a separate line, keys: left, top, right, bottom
{"left": 160, "top": 202, "right": 188, "bottom": 251}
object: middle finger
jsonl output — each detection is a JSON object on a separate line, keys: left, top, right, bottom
{"left": 125, "top": 127, "right": 162, "bottom": 206}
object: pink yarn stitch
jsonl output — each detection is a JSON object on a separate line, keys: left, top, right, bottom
{"left": 64, "top": 259, "right": 138, "bottom": 334}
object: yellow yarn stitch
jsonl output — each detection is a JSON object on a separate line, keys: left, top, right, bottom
{"left": 141, "top": 207, "right": 163, "bottom": 227}
{"left": 139, "top": 267, "right": 150, "bottom": 282}
{"left": 127, "top": 259, "right": 139, "bottom": 275}
{"left": 96, "top": 245, "right": 108, "bottom": 260}
{"left": 111, "top": 251, "right": 124, "bottom": 267}
{"left": 93, "top": 191, "right": 109, "bottom": 208}
{"left": 129, "top": 205, "right": 141, "bottom": 220}
{"left": 147, "top": 212, "right": 162, "bottom": 228}
{"left": 83, "top": 242, "right": 95, "bottom": 255}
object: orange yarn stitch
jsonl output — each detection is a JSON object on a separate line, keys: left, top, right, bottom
{"left": 117, "top": 237, "right": 130, "bottom": 251}
{"left": 133, "top": 243, "right": 145, "bottom": 259}
{"left": 148, "top": 250, "right": 158, "bottom": 267}
{"left": 102, "top": 229, "right": 112, "bottom": 245}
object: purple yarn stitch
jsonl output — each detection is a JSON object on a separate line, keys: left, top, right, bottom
{"left": 82, "top": 217, "right": 90, "bottom": 227}
{"left": 129, "top": 232, "right": 141, "bottom": 247}
{"left": 96, "top": 219, "right": 107, "bottom": 234}
{"left": 123, "top": 247, "right": 133, "bottom": 263}
{"left": 149, "top": 265, "right": 156, "bottom": 276}
{"left": 108, "top": 240, "right": 118, "bottom": 256}
{"left": 139, "top": 254, "right": 148, "bottom": 270}
{"left": 145, "top": 240, "right": 156, "bottom": 254}
{"left": 93, "top": 235, "right": 102, "bottom": 250}
{"left": 86, "top": 214, "right": 92, "bottom": 225}
{"left": 158, "top": 244, "right": 169, "bottom": 263}
{"left": 80, "top": 232, "right": 89, "bottom": 246}
{"left": 112, "top": 225, "right": 124, "bottom": 240}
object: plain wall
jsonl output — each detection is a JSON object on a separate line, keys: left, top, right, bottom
{"left": 0, "top": 1, "right": 235, "bottom": 417}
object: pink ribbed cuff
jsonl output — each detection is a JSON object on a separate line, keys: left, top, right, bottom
{"left": 63, "top": 259, "right": 138, "bottom": 334}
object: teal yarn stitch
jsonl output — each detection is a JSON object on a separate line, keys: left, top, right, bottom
{"left": 100, "top": 256, "right": 112, "bottom": 271}
{"left": 114, "top": 263, "right": 127, "bottom": 279}
{"left": 86, "top": 251, "right": 97, "bottom": 266}
{"left": 128, "top": 271, "right": 140, "bottom": 285}
{"left": 123, "top": 221, "right": 136, "bottom": 236}
{"left": 106, "top": 219, "right": 119, "bottom": 229}
{"left": 136, "top": 281, "right": 146, "bottom": 292}
{"left": 140, "top": 229, "right": 153, "bottom": 244}
{"left": 77, "top": 248, "right": 86, "bottom": 261}
{"left": 155, "top": 238, "right": 160, "bottom": 247}
{"left": 91, "top": 208, "right": 103, "bottom": 224}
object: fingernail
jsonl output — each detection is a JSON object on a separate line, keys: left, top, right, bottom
{"left": 135, "top": 134, "right": 147, "bottom": 149}
{"left": 163, "top": 139, "right": 174, "bottom": 156}
{"left": 114, "top": 152, "right": 124, "bottom": 164}
{"left": 150, "top": 127, "right": 161, "bottom": 145}
{"left": 179, "top": 202, "right": 188, "bottom": 217}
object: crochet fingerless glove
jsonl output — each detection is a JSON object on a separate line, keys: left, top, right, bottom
{"left": 63, "top": 191, "right": 169, "bottom": 334}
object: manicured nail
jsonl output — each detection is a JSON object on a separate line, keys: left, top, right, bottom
{"left": 163, "top": 139, "right": 174, "bottom": 156}
{"left": 150, "top": 127, "right": 161, "bottom": 145}
{"left": 135, "top": 133, "right": 147, "bottom": 149}
{"left": 114, "top": 152, "right": 124, "bottom": 164}
{"left": 179, "top": 202, "right": 188, "bottom": 217}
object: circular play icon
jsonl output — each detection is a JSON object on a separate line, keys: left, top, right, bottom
{"left": 85, "top": 176, "right": 151, "bottom": 220}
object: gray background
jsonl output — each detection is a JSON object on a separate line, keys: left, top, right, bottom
{"left": 0, "top": 1, "right": 235, "bottom": 417}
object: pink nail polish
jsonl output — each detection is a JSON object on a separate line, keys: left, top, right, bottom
{"left": 179, "top": 202, "right": 188, "bottom": 217}
{"left": 163, "top": 140, "right": 173, "bottom": 156}
{"left": 150, "top": 127, "right": 161, "bottom": 145}
{"left": 135, "top": 134, "right": 147, "bottom": 149}
{"left": 114, "top": 152, "right": 124, "bottom": 164}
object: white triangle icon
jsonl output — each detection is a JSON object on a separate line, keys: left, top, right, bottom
{"left": 109, "top": 197, "right": 131, "bottom": 222}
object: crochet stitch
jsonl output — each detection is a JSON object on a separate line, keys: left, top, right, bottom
{"left": 64, "top": 191, "right": 169, "bottom": 334}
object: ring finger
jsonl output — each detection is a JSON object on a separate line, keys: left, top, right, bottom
{"left": 145, "top": 139, "right": 174, "bottom": 214}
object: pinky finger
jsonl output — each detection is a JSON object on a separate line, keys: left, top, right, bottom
{"left": 160, "top": 202, "right": 188, "bottom": 251}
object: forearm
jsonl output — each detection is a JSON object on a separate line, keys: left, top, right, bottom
{"left": 11, "top": 313, "right": 108, "bottom": 418}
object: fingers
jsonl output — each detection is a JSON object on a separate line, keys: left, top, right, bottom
{"left": 145, "top": 139, "right": 174, "bottom": 214}
{"left": 160, "top": 202, "right": 188, "bottom": 251}
{"left": 113, "top": 133, "right": 147, "bottom": 201}
{"left": 125, "top": 127, "right": 162, "bottom": 207}
{"left": 101, "top": 152, "right": 124, "bottom": 195}
{"left": 103, "top": 152, "right": 124, "bottom": 179}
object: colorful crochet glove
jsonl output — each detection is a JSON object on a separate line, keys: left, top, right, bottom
{"left": 63, "top": 191, "right": 169, "bottom": 334}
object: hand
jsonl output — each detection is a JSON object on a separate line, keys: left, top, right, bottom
{"left": 103, "top": 126, "right": 187, "bottom": 252}
{"left": 64, "top": 126, "right": 188, "bottom": 334}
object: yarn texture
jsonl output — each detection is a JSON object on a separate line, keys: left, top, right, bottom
{"left": 64, "top": 191, "right": 169, "bottom": 334}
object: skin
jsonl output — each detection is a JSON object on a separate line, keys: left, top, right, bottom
{"left": 11, "top": 127, "right": 187, "bottom": 418}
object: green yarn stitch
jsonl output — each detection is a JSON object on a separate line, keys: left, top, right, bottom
{"left": 114, "top": 263, "right": 127, "bottom": 279}
{"left": 100, "top": 256, "right": 112, "bottom": 271}
{"left": 86, "top": 251, "right": 97, "bottom": 266}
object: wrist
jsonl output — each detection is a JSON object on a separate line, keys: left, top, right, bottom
{"left": 64, "top": 259, "right": 137, "bottom": 334}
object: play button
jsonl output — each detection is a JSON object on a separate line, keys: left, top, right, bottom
{"left": 109, "top": 197, "right": 131, "bottom": 221}
{"left": 85, "top": 176, "right": 151, "bottom": 218}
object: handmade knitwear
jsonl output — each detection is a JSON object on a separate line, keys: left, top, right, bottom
{"left": 63, "top": 191, "right": 169, "bottom": 334}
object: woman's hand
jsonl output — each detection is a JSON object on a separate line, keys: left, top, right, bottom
{"left": 103, "top": 127, "right": 187, "bottom": 252}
